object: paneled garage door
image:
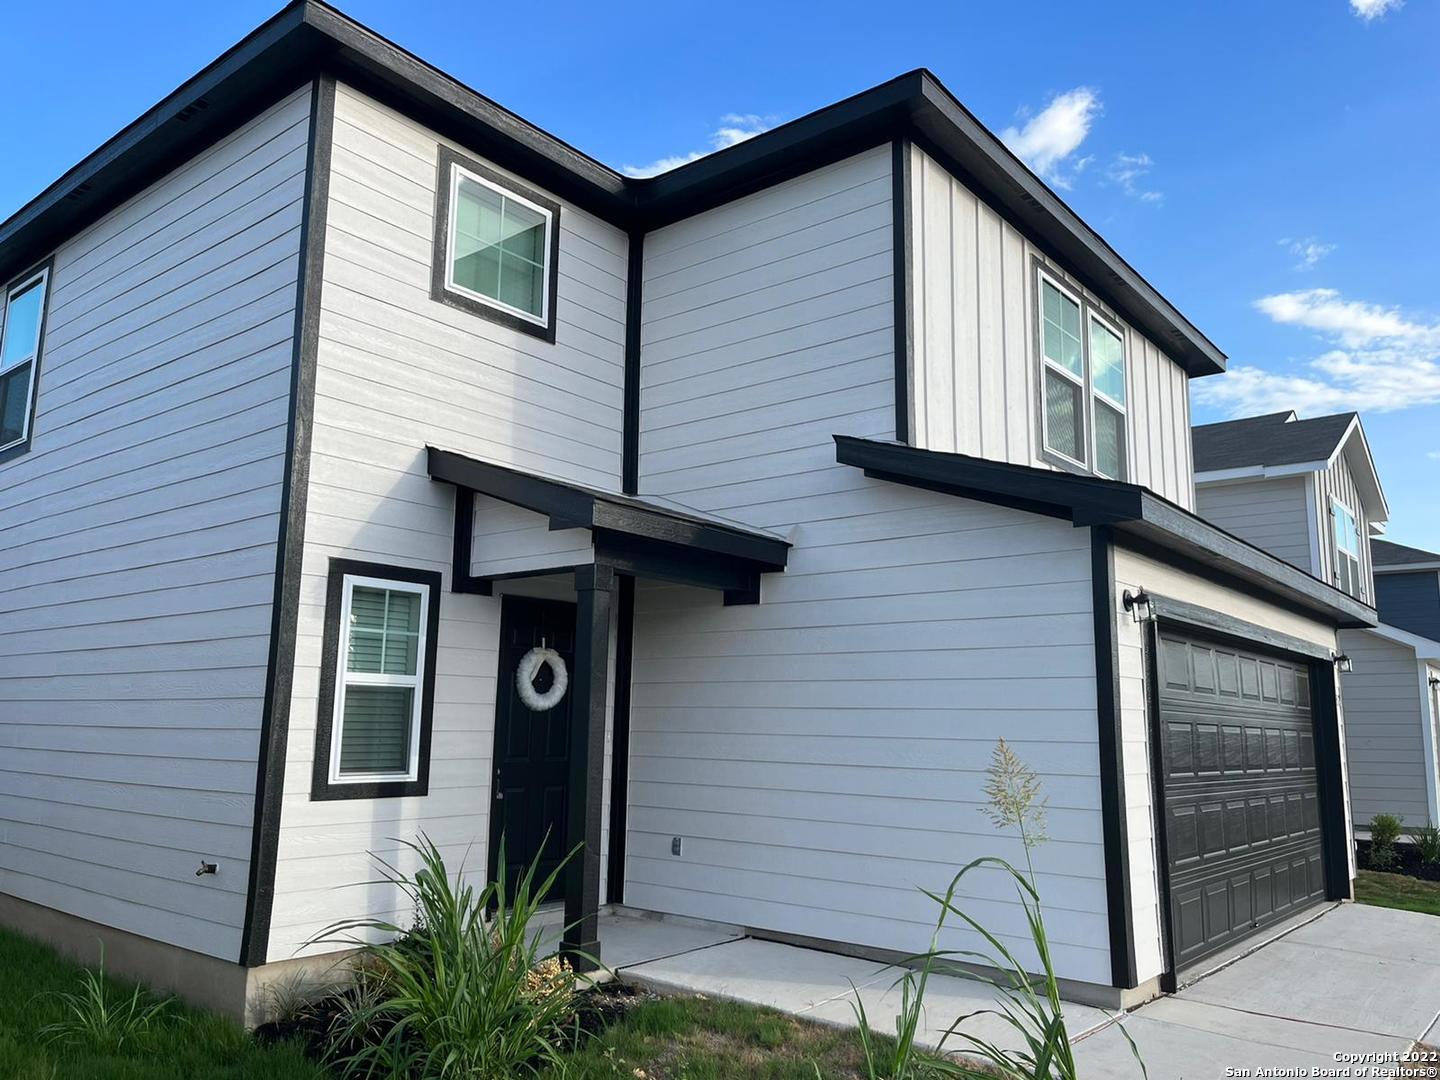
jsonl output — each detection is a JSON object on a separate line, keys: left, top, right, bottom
{"left": 1157, "top": 631, "right": 1327, "bottom": 972}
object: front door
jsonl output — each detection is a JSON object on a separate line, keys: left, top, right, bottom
{"left": 489, "top": 595, "right": 576, "bottom": 901}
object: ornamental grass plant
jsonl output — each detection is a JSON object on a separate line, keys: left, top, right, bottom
{"left": 311, "top": 834, "right": 581, "bottom": 1080}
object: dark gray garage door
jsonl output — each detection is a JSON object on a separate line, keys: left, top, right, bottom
{"left": 1157, "top": 631, "right": 1327, "bottom": 971}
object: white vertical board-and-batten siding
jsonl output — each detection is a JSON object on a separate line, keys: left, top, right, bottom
{"left": 1111, "top": 546, "right": 1351, "bottom": 984}
{"left": 907, "top": 146, "right": 1195, "bottom": 510}
{"left": 264, "top": 83, "right": 627, "bottom": 960}
{"left": 0, "top": 86, "right": 312, "bottom": 959}
{"left": 632, "top": 145, "right": 1114, "bottom": 984}
{"left": 1194, "top": 477, "right": 1316, "bottom": 574}
{"left": 1316, "top": 451, "right": 1375, "bottom": 602}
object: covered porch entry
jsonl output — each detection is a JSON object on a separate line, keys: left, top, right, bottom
{"left": 427, "top": 447, "right": 790, "bottom": 970}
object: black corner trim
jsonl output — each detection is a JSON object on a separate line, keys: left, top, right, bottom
{"left": 622, "top": 230, "right": 643, "bottom": 494}
{"left": 309, "top": 557, "right": 443, "bottom": 802}
{"left": 430, "top": 145, "right": 561, "bottom": 343}
{"left": 1139, "top": 617, "right": 1179, "bottom": 994}
{"left": 0, "top": 256, "right": 57, "bottom": 467}
{"left": 239, "top": 74, "right": 335, "bottom": 969}
{"left": 607, "top": 574, "right": 636, "bottom": 904}
{"left": 1310, "top": 662, "right": 1352, "bottom": 901}
{"left": 890, "top": 138, "right": 913, "bottom": 445}
{"left": 1091, "top": 527, "right": 1137, "bottom": 989}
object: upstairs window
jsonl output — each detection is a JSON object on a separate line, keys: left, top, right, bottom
{"left": 432, "top": 147, "right": 561, "bottom": 343}
{"left": 312, "top": 560, "right": 442, "bottom": 801}
{"left": 1333, "top": 500, "right": 1362, "bottom": 598}
{"left": 1038, "top": 270, "right": 1128, "bottom": 479}
{"left": 0, "top": 266, "right": 50, "bottom": 459}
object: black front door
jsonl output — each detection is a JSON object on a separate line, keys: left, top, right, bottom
{"left": 490, "top": 595, "right": 576, "bottom": 901}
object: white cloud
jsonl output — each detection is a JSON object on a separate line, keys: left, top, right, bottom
{"left": 1280, "top": 237, "right": 1336, "bottom": 269}
{"left": 1001, "top": 88, "right": 1101, "bottom": 188}
{"left": 1351, "top": 0, "right": 1402, "bottom": 19}
{"left": 1196, "top": 288, "right": 1440, "bottom": 416}
{"left": 1253, "top": 288, "right": 1435, "bottom": 347}
{"left": 1106, "top": 152, "right": 1162, "bottom": 203}
{"left": 1429, "top": 451, "right": 1440, "bottom": 460}
{"left": 622, "top": 114, "right": 775, "bottom": 178}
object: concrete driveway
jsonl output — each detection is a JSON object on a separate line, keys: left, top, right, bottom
{"left": 1073, "top": 902, "right": 1440, "bottom": 1078}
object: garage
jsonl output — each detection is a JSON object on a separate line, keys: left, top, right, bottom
{"left": 1156, "top": 630, "right": 1328, "bottom": 972}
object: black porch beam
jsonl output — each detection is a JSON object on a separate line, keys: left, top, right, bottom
{"left": 563, "top": 562, "right": 614, "bottom": 970}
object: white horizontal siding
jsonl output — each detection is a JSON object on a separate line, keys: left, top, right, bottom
{"left": 1195, "top": 477, "right": 1314, "bottom": 572}
{"left": 908, "top": 146, "right": 1195, "bottom": 509}
{"left": 1337, "top": 629, "right": 1430, "bottom": 827}
{"left": 0, "top": 86, "right": 310, "bottom": 959}
{"left": 626, "top": 501, "right": 1110, "bottom": 984}
{"left": 468, "top": 495, "right": 593, "bottom": 579}
{"left": 265, "top": 82, "right": 625, "bottom": 959}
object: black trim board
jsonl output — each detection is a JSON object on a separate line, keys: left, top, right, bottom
{"left": 429, "top": 146, "right": 561, "bottom": 343}
{"left": 606, "top": 574, "right": 636, "bottom": 905}
{"left": 834, "top": 435, "right": 1376, "bottom": 630}
{"left": 622, "top": 231, "right": 643, "bottom": 494}
{"left": 890, "top": 139, "right": 913, "bottom": 445}
{"left": 1139, "top": 618, "right": 1178, "bottom": 994}
{"left": 1309, "top": 662, "right": 1352, "bottom": 901}
{"left": 427, "top": 446, "right": 790, "bottom": 571}
{"left": 0, "top": 3, "right": 1225, "bottom": 379}
{"left": 1091, "top": 528, "right": 1137, "bottom": 989}
{"left": 238, "top": 74, "right": 335, "bottom": 969}
{"left": 309, "top": 559, "right": 443, "bottom": 801}
{"left": 0, "top": 257, "right": 56, "bottom": 467}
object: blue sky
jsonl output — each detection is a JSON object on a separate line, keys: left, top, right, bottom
{"left": 4, "top": 0, "right": 1436, "bottom": 545}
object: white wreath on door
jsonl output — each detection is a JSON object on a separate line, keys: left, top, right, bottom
{"left": 516, "top": 647, "right": 568, "bottom": 711}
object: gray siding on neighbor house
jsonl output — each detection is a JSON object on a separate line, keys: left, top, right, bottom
{"left": 0, "top": 86, "right": 311, "bottom": 960}
{"left": 1194, "top": 476, "right": 1315, "bottom": 573}
{"left": 264, "top": 83, "right": 626, "bottom": 960}
{"left": 631, "top": 148, "right": 1114, "bottom": 986}
{"left": 908, "top": 146, "right": 1195, "bottom": 510}
{"left": 1337, "top": 629, "right": 1432, "bottom": 827}
{"left": 1376, "top": 572, "right": 1440, "bottom": 643}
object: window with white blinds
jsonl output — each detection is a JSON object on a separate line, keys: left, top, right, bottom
{"left": 330, "top": 575, "right": 430, "bottom": 783}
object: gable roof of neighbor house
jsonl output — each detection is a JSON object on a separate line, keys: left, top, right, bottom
{"left": 1192, "top": 409, "right": 1389, "bottom": 521}
{"left": 1373, "top": 539, "right": 1440, "bottom": 572}
{"left": 0, "top": 1, "right": 1226, "bottom": 378}
{"left": 835, "top": 435, "right": 1377, "bottom": 629}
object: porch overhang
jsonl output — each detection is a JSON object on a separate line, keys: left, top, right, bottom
{"left": 834, "top": 435, "right": 1378, "bottom": 630}
{"left": 427, "top": 446, "right": 790, "bottom": 604}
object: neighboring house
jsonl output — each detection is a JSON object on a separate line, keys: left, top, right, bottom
{"left": 0, "top": 1, "right": 1374, "bottom": 1022}
{"left": 1341, "top": 540, "right": 1440, "bottom": 832}
{"left": 1190, "top": 412, "right": 1440, "bottom": 832}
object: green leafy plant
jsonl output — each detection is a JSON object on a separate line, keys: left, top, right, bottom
{"left": 1409, "top": 823, "right": 1440, "bottom": 866}
{"left": 36, "top": 948, "right": 174, "bottom": 1053}
{"left": 848, "top": 740, "right": 1145, "bottom": 1079}
{"left": 1369, "top": 813, "right": 1404, "bottom": 871}
{"left": 312, "top": 834, "right": 581, "bottom": 1080}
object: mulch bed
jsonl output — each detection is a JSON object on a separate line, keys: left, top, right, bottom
{"left": 1356, "top": 839, "right": 1440, "bottom": 882}
{"left": 255, "top": 980, "right": 654, "bottom": 1062}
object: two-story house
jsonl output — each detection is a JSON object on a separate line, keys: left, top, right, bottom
{"left": 0, "top": 1, "right": 1375, "bottom": 1023}
{"left": 1189, "top": 411, "right": 1433, "bottom": 833}
{"left": 1341, "top": 539, "right": 1440, "bottom": 832}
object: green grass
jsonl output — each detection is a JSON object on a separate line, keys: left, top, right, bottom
{"left": 1355, "top": 869, "right": 1440, "bottom": 916}
{"left": 540, "top": 994, "right": 897, "bottom": 1080}
{"left": 0, "top": 928, "right": 326, "bottom": 1080}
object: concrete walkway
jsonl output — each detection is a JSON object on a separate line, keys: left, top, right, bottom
{"left": 605, "top": 903, "right": 1440, "bottom": 1078}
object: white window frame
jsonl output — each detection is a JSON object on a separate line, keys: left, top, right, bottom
{"left": 1087, "top": 309, "right": 1128, "bottom": 481}
{"left": 1038, "top": 269, "right": 1088, "bottom": 470}
{"left": 443, "top": 163, "right": 554, "bottom": 328}
{"left": 0, "top": 266, "right": 50, "bottom": 453}
{"left": 1332, "top": 498, "right": 1362, "bottom": 599}
{"left": 328, "top": 573, "right": 431, "bottom": 785}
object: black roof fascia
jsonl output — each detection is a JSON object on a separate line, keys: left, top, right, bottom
{"left": 427, "top": 446, "right": 789, "bottom": 571}
{"left": 1, "top": 6, "right": 1224, "bottom": 377}
{"left": 834, "top": 435, "right": 1376, "bottom": 629}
